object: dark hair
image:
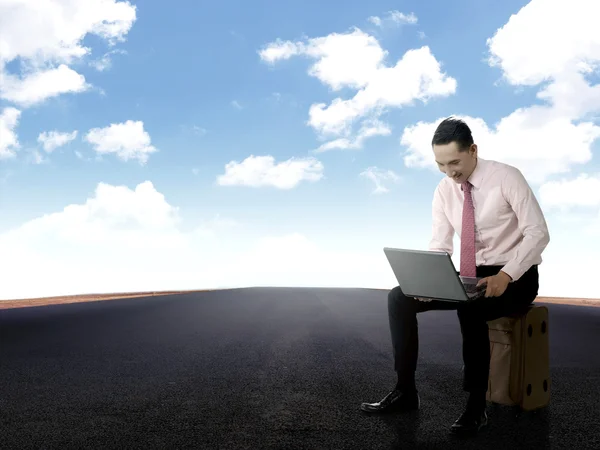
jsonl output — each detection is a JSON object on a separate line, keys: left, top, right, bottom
{"left": 431, "top": 117, "right": 474, "bottom": 151}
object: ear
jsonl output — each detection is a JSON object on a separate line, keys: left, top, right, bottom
{"left": 471, "top": 144, "right": 478, "bottom": 157}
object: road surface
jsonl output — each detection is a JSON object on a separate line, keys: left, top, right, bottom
{"left": 1, "top": 287, "right": 599, "bottom": 449}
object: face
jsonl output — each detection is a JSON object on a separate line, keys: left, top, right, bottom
{"left": 432, "top": 141, "right": 478, "bottom": 184}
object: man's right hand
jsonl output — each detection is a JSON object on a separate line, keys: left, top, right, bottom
{"left": 415, "top": 297, "right": 433, "bottom": 302}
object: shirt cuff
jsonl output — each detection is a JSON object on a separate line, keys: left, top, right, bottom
{"left": 500, "top": 262, "right": 523, "bottom": 282}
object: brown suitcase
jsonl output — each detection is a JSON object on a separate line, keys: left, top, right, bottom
{"left": 486, "top": 304, "right": 550, "bottom": 411}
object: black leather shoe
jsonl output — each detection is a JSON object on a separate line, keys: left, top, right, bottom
{"left": 360, "top": 389, "right": 420, "bottom": 413}
{"left": 450, "top": 408, "right": 488, "bottom": 435}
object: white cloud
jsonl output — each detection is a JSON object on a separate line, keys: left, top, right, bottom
{"left": 38, "top": 130, "right": 78, "bottom": 153}
{"left": 0, "top": 107, "right": 21, "bottom": 159}
{"left": 389, "top": 11, "right": 418, "bottom": 25}
{"left": 231, "top": 100, "right": 243, "bottom": 110}
{"left": 368, "top": 11, "right": 418, "bottom": 28}
{"left": 486, "top": 0, "right": 600, "bottom": 87}
{"left": 0, "top": 0, "right": 136, "bottom": 106}
{"left": 217, "top": 155, "right": 324, "bottom": 189}
{"left": 0, "top": 180, "right": 397, "bottom": 300}
{"left": 90, "top": 56, "right": 112, "bottom": 72}
{"left": 538, "top": 236, "right": 600, "bottom": 298}
{"left": 538, "top": 175, "right": 600, "bottom": 236}
{"left": 538, "top": 174, "right": 600, "bottom": 211}
{"left": 30, "top": 150, "right": 47, "bottom": 165}
{"left": 360, "top": 167, "right": 401, "bottom": 194}
{"left": 0, "top": 181, "right": 212, "bottom": 298}
{"left": 1, "top": 64, "right": 89, "bottom": 107}
{"left": 487, "top": 0, "right": 600, "bottom": 120}
{"left": 258, "top": 39, "right": 303, "bottom": 63}
{"left": 367, "top": 16, "right": 382, "bottom": 27}
{"left": 228, "top": 233, "right": 394, "bottom": 289}
{"left": 90, "top": 49, "right": 128, "bottom": 71}
{"left": 401, "top": 0, "right": 600, "bottom": 186}
{"left": 314, "top": 119, "right": 391, "bottom": 152}
{"left": 84, "top": 120, "right": 158, "bottom": 164}
{"left": 259, "top": 28, "right": 456, "bottom": 148}
{"left": 10, "top": 181, "right": 182, "bottom": 246}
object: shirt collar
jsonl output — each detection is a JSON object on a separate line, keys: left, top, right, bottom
{"left": 463, "top": 157, "right": 486, "bottom": 190}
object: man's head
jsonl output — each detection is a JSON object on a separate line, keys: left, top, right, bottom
{"left": 431, "top": 117, "right": 478, "bottom": 184}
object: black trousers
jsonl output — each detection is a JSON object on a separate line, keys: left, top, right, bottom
{"left": 388, "top": 264, "right": 539, "bottom": 393}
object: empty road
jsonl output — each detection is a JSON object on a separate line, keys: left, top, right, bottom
{"left": 1, "top": 287, "right": 599, "bottom": 449}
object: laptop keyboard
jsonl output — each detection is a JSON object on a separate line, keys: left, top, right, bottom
{"left": 464, "top": 283, "right": 479, "bottom": 293}
{"left": 464, "top": 283, "right": 486, "bottom": 298}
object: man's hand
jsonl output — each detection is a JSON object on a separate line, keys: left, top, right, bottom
{"left": 476, "top": 271, "right": 512, "bottom": 297}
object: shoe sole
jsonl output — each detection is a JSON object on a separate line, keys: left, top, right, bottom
{"left": 359, "top": 400, "right": 420, "bottom": 414}
{"left": 450, "top": 419, "right": 488, "bottom": 436}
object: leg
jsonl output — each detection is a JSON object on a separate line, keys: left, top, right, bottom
{"left": 458, "top": 267, "right": 538, "bottom": 396}
{"left": 451, "top": 265, "right": 539, "bottom": 435}
{"left": 360, "top": 285, "right": 458, "bottom": 414}
{"left": 387, "top": 285, "right": 457, "bottom": 392}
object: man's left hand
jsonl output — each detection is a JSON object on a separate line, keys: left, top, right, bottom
{"left": 476, "top": 271, "right": 512, "bottom": 297}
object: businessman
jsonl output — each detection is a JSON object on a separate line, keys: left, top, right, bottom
{"left": 360, "top": 117, "right": 550, "bottom": 436}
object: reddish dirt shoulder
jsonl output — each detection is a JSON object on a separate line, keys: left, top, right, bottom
{"left": 534, "top": 297, "right": 600, "bottom": 307}
{"left": 0, "top": 291, "right": 598, "bottom": 310}
{"left": 0, "top": 290, "right": 207, "bottom": 310}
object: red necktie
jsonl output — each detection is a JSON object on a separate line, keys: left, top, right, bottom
{"left": 460, "top": 181, "right": 477, "bottom": 278}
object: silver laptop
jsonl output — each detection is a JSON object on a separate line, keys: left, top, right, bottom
{"left": 383, "top": 247, "right": 486, "bottom": 302}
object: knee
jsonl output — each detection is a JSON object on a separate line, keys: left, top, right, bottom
{"left": 388, "top": 286, "right": 412, "bottom": 307}
{"left": 388, "top": 285, "right": 404, "bottom": 301}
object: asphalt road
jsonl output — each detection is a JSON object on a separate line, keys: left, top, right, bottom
{"left": 1, "top": 287, "right": 599, "bottom": 449}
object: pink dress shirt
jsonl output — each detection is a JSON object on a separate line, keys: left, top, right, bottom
{"left": 428, "top": 157, "right": 550, "bottom": 282}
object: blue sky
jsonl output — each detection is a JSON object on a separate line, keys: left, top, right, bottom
{"left": 1, "top": 0, "right": 599, "bottom": 300}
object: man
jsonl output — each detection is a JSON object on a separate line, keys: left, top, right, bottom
{"left": 360, "top": 117, "right": 550, "bottom": 436}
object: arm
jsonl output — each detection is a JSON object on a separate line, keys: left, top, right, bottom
{"left": 499, "top": 168, "right": 550, "bottom": 282}
{"left": 428, "top": 184, "right": 454, "bottom": 255}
